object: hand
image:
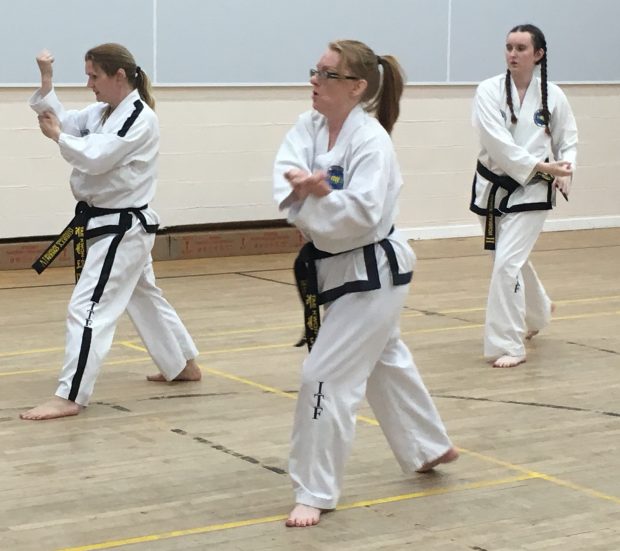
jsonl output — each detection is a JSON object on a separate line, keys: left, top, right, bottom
{"left": 37, "top": 111, "right": 61, "bottom": 142}
{"left": 36, "top": 50, "right": 54, "bottom": 79}
{"left": 554, "top": 175, "right": 571, "bottom": 199}
{"left": 285, "top": 169, "right": 331, "bottom": 200}
{"left": 537, "top": 160, "right": 572, "bottom": 178}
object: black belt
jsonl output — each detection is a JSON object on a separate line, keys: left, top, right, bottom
{"left": 293, "top": 242, "right": 337, "bottom": 351}
{"left": 294, "top": 227, "right": 410, "bottom": 352}
{"left": 477, "top": 161, "right": 554, "bottom": 250}
{"left": 32, "top": 201, "right": 158, "bottom": 282}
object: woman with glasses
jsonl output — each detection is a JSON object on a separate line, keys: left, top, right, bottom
{"left": 470, "top": 24, "right": 578, "bottom": 368}
{"left": 274, "top": 39, "right": 457, "bottom": 527}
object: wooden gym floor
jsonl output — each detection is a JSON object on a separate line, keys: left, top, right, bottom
{"left": 1, "top": 228, "right": 619, "bottom": 551}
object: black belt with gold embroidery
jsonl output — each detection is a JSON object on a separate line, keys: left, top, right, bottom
{"left": 32, "top": 201, "right": 158, "bottom": 282}
{"left": 293, "top": 227, "right": 411, "bottom": 352}
{"left": 293, "top": 242, "right": 336, "bottom": 351}
{"left": 477, "top": 161, "right": 520, "bottom": 251}
{"left": 477, "top": 161, "right": 555, "bottom": 250}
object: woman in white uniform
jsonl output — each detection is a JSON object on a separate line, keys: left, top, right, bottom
{"left": 21, "top": 44, "right": 200, "bottom": 420}
{"left": 274, "top": 39, "right": 458, "bottom": 527}
{"left": 470, "top": 24, "right": 578, "bottom": 368}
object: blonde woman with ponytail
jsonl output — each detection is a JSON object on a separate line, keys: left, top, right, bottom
{"left": 274, "top": 39, "right": 457, "bottom": 527}
{"left": 22, "top": 44, "right": 200, "bottom": 421}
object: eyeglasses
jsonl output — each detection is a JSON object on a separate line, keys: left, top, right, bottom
{"left": 309, "top": 68, "right": 359, "bottom": 81}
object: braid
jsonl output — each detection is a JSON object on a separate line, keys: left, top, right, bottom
{"left": 508, "top": 24, "right": 551, "bottom": 135}
{"left": 505, "top": 69, "right": 518, "bottom": 124}
{"left": 540, "top": 53, "right": 551, "bottom": 135}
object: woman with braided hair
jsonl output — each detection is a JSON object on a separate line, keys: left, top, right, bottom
{"left": 469, "top": 24, "right": 578, "bottom": 368}
{"left": 274, "top": 39, "right": 457, "bottom": 527}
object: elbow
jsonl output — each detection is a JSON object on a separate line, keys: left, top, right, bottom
{"left": 82, "top": 160, "right": 112, "bottom": 175}
{"left": 60, "top": 148, "right": 112, "bottom": 175}
{"left": 66, "top": 156, "right": 111, "bottom": 175}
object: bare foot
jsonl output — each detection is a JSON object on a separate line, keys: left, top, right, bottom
{"left": 526, "top": 302, "right": 556, "bottom": 340}
{"left": 492, "top": 355, "right": 526, "bottom": 368}
{"left": 146, "top": 359, "right": 202, "bottom": 382}
{"left": 416, "top": 447, "right": 459, "bottom": 473}
{"left": 285, "top": 504, "right": 322, "bottom": 527}
{"left": 20, "top": 396, "right": 82, "bottom": 421}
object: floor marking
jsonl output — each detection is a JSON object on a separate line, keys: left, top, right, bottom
{"left": 117, "top": 343, "right": 620, "bottom": 506}
{"left": 54, "top": 475, "right": 534, "bottom": 551}
{"left": 2, "top": 296, "right": 617, "bottom": 359}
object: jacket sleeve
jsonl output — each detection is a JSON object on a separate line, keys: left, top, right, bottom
{"left": 472, "top": 81, "right": 539, "bottom": 185}
{"left": 290, "top": 134, "right": 390, "bottom": 240}
{"left": 550, "top": 85, "right": 578, "bottom": 167}
{"left": 273, "top": 112, "right": 315, "bottom": 211}
{"left": 29, "top": 88, "right": 92, "bottom": 138}
{"left": 58, "top": 109, "right": 155, "bottom": 175}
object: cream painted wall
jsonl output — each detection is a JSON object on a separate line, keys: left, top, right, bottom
{"left": 1, "top": 84, "right": 618, "bottom": 240}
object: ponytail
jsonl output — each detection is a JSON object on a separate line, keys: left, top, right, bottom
{"left": 85, "top": 43, "right": 156, "bottom": 111}
{"left": 374, "top": 55, "right": 404, "bottom": 135}
{"left": 135, "top": 66, "right": 155, "bottom": 110}
{"left": 329, "top": 40, "right": 405, "bottom": 135}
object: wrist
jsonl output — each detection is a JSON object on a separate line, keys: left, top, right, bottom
{"left": 40, "top": 76, "right": 53, "bottom": 92}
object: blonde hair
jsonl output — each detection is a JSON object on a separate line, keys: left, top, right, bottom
{"left": 329, "top": 39, "right": 405, "bottom": 134}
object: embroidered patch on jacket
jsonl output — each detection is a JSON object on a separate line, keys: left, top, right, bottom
{"left": 80, "top": 128, "right": 90, "bottom": 137}
{"left": 327, "top": 165, "right": 344, "bottom": 190}
{"left": 533, "top": 109, "right": 547, "bottom": 127}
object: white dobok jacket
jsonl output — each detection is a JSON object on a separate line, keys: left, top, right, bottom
{"left": 274, "top": 105, "right": 414, "bottom": 301}
{"left": 470, "top": 73, "right": 578, "bottom": 215}
{"left": 30, "top": 88, "right": 160, "bottom": 228}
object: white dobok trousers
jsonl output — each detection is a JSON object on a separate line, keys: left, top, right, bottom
{"left": 56, "top": 217, "right": 198, "bottom": 406}
{"left": 289, "top": 261, "right": 453, "bottom": 509}
{"left": 481, "top": 210, "right": 553, "bottom": 358}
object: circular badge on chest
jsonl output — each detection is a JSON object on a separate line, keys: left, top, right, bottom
{"left": 533, "top": 109, "right": 547, "bottom": 127}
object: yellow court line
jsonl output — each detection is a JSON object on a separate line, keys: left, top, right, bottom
{"left": 401, "top": 309, "right": 620, "bottom": 337}
{"left": 117, "top": 343, "right": 620, "bottom": 505}
{"left": 0, "top": 340, "right": 152, "bottom": 359}
{"left": 55, "top": 475, "right": 534, "bottom": 551}
{"left": 119, "top": 343, "right": 380, "bottom": 426}
{"left": 0, "top": 367, "right": 55, "bottom": 377}
{"left": 205, "top": 366, "right": 380, "bottom": 426}
{"left": 0, "top": 356, "right": 152, "bottom": 378}
{"left": 336, "top": 474, "right": 535, "bottom": 510}
{"left": 402, "top": 323, "right": 484, "bottom": 336}
{"left": 399, "top": 294, "right": 620, "bottom": 317}
{"left": 459, "top": 447, "right": 620, "bottom": 505}
{"left": 205, "top": 366, "right": 297, "bottom": 400}
{"left": 556, "top": 294, "right": 620, "bottom": 305}
{"left": 554, "top": 311, "right": 620, "bottom": 321}
{"left": 2, "top": 308, "right": 617, "bottom": 377}
{"left": 198, "top": 323, "right": 300, "bottom": 336}
{"left": 2, "top": 295, "right": 618, "bottom": 359}
{"left": 0, "top": 345, "right": 65, "bottom": 358}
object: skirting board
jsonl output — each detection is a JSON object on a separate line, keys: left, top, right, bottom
{"left": 0, "top": 215, "right": 617, "bottom": 271}
{"left": 400, "top": 215, "right": 620, "bottom": 241}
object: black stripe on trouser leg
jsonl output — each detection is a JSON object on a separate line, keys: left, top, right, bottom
{"left": 92, "top": 212, "right": 131, "bottom": 303}
{"left": 68, "top": 212, "right": 132, "bottom": 402}
{"left": 68, "top": 327, "right": 92, "bottom": 402}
